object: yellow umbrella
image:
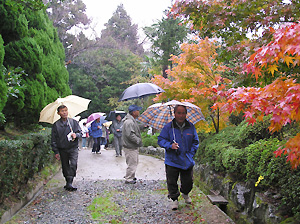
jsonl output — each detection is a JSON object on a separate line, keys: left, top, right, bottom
{"left": 39, "top": 95, "right": 91, "bottom": 124}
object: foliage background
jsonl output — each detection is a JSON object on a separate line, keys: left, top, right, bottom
{"left": 0, "top": 1, "right": 71, "bottom": 127}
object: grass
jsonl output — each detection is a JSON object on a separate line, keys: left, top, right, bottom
{"left": 87, "top": 191, "right": 123, "bottom": 223}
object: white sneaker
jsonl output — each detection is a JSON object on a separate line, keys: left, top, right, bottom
{"left": 171, "top": 200, "right": 179, "bottom": 210}
{"left": 182, "top": 194, "right": 192, "bottom": 204}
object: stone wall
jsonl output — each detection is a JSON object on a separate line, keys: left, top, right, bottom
{"left": 194, "top": 164, "right": 283, "bottom": 224}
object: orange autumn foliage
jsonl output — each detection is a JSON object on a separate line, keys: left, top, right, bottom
{"left": 218, "top": 22, "right": 300, "bottom": 168}
{"left": 152, "top": 38, "right": 231, "bottom": 133}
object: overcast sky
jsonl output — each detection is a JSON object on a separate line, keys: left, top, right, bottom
{"left": 81, "top": 0, "right": 173, "bottom": 40}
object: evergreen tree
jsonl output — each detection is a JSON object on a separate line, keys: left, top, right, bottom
{"left": 0, "top": 35, "right": 7, "bottom": 126}
{"left": 144, "top": 13, "right": 189, "bottom": 78}
{"left": 101, "top": 4, "right": 144, "bottom": 56}
{"left": 0, "top": 0, "right": 71, "bottom": 126}
{"left": 68, "top": 5, "right": 144, "bottom": 113}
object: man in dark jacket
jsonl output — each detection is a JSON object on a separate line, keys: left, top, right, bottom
{"left": 158, "top": 105, "right": 199, "bottom": 210}
{"left": 51, "top": 105, "right": 82, "bottom": 191}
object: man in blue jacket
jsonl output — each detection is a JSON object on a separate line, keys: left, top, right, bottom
{"left": 158, "top": 105, "right": 199, "bottom": 210}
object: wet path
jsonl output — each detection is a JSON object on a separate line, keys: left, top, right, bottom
{"left": 7, "top": 148, "right": 234, "bottom": 224}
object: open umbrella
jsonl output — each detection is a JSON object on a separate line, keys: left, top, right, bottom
{"left": 106, "top": 110, "right": 127, "bottom": 121}
{"left": 118, "top": 83, "right": 165, "bottom": 101}
{"left": 137, "top": 100, "right": 205, "bottom": 130}
{"left": 100, "top": 115, "right": 108, "bottom": 124}
{"left": 87, "top": 112, "right": 105, "bottom": 124}
{"left": 39, "top": 95, "right": 91, "bottom": 124}
{"left": 79, "top": 118, "right": 88, "bottom": 129}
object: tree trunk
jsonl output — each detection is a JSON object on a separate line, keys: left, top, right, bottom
{"left": 162, "top": 64, "right": 168, "bottom": 78}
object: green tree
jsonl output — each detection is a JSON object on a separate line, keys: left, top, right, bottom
{"left": 0, "top": 35, "right": 7, "bottom": 126}
{"left": 143, "top": 12, "right": 189, "bottom": 78}
{"left": 44, "top": 0, "right": 91, "bottom": 62}
{"left": 0, "top": 1, "right": 71, "bottom": 126}
{"left": 68, "top": 5, "right": 144, "bottom": 114}
{"left": 101, "top": 4, "right": 144, "bottom": 56}
{"left": 70, "top": 46, "right": 142, "bottom": 113}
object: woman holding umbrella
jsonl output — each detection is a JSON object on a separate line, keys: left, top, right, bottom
{"left": 90, "top": 117, "right": 102, "bottom": 154}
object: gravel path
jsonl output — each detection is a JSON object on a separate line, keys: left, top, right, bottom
{"left": 7, "top": 149, "right": 234, "bottom": 224}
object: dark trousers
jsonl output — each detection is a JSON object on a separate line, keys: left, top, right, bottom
{"left": 59, "top": 147, "right": 79, "bottom": 178}
{"left": 92, "top": 137, "right": 101, "bottom": 152}
{"left": 165, "top": 164, "right": 194, "bottom": 201}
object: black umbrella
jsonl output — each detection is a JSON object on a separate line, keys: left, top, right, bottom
{"left": 118, "top": 83, "right": 165, "bottom": 101}
{"left": 106, "top": 110, "right": 127, "bottom": 121}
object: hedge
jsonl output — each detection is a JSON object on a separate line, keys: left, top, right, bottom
{"left": 196, "top": 119, "right": 300, "bottom": 216}
{"left": 0, "top": 128, "right": 55, "bottom": 205}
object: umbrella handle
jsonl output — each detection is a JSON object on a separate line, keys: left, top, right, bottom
{"left": 67, "top": 118, "right": 73, "bottom": 133}
{"left": 169, "top": 106, "right": 176, "bottom": 143}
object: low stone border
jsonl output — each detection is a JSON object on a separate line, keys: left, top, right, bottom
{"left": 139, "top": 146, "right": 165, "bottom": 159}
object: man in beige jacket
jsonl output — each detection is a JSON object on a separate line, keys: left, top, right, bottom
{"left": 122, "top": 105, "right": 143, "bottom": 184}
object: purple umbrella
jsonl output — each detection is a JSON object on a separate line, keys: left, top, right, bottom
{"left": 87, "top": 112, "right": 105, "bottom": 123}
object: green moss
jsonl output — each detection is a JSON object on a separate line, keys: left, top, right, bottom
{"left": 87, "top": 191, "right": 123, "bottom": 221}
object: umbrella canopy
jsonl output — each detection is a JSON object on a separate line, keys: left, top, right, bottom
{"left": 39, "top": 95, "right": 91, "bottom": 124}
{"left": 87, "top": 112, "right": 105, "bottom": 124}
{"left": 106, "top": 110, "right": 127, "bottom": 121}
{"left": 137, "top": 100, "right": 205, "bottom": 130}
{"left": 100, "top": 115, "right": 108, "bottom": 124}
{"left": 79, "top": 118, "right": 88, "bottom": 129}
{"left": 118, "top": 83, "right": 165, "bottom": 101}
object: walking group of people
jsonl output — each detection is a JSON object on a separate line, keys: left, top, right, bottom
{"left": 51, "top": 103, "right": 199, "bottom": 210}
{"left": 80, "top": 120, "right": 109, "bottom": 154}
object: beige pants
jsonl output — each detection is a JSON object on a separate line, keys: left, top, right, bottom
{"left": 124, "top": 147, "right": 139, "bottom": 181}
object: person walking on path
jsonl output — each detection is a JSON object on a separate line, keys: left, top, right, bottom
{"left": 122, "top": 105, "right": 143, "bottom": 184}
{"left": 91, "top": 117, "right": 102, "bottom": 154}
{"left": 87, "top": 126, "right": 93, "bottom": 148}
{"left": 51, "top": 105, "right": 81, "bottom": 191}
{"left": 100, "top": 125, "right": 107, "bottom": 151}
{"left": 158, "top": 105, "right": 199, "bottom": 210}
{"left": 81, "top": 122, "right": 89, "bottom": 150}
{"left": 111, "top": 114, "right": 123, "bottom": 157}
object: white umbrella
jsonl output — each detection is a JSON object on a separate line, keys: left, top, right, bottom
{"left": 39, "top": 95, "right": 91, "bottom": 124}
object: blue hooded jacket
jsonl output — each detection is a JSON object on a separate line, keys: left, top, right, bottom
{"left": 158, "top": 119, "right": 199, "bottom": 170}
{"left": 90, "top": 120, "right": 102, "bottom": 138}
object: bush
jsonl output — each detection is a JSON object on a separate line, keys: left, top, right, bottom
{"left": 197, "top": 121, "right": 300, "bottom": 216}
{"left": 245, "top": 138, "right": 282, "bottom": 182}
{"left": 0, "top": 128, "right": 55, "bottom": 204}
{"left": 230, "top": 117, "right": 274, "bottom": 148}
{"left": 222, "top": 146, "right": 248, "bottom": 176}
{"left": 141, "top": 132, "right": 159, "bottom": 148}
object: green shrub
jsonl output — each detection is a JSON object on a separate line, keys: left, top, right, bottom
{"left": 141, "top": 132, "right": 159, "bottom": 148}
{"left": 0, "top": 128, "right": 55, "bottom": 204}
{"left": 197, "top": 122, "right": 300, "bottom": 216}
{"left": 222, "top": 146, "right": 248, "bottom": 177}
{"left": 231, "top": 118, "right": 272, "bottom": 148}
{"left": 245, "top": 138, "right": 282, "bottom": 182}
{"left": 197, "top": 139, "right": 229, "bottom": 172}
